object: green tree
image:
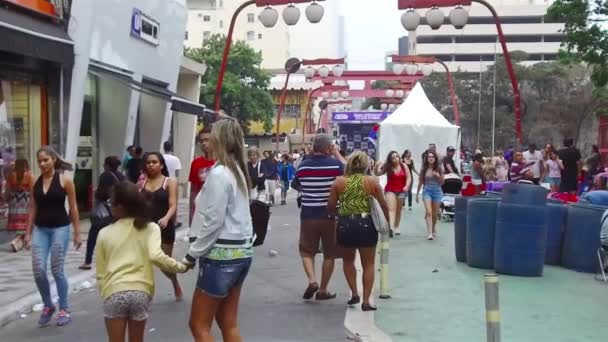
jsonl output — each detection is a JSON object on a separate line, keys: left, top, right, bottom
{"left": 548, "top": 0, "right": 608, "bottom": 88}
{"left": 186, "top": 34, "right": 275, "bottom": 133}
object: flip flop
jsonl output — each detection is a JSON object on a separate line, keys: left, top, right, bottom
{"left": 78, "top": 264, "right": 92, "bottom": 270}
{"left": 303, "top": 282, "right": 319, "bottom": 300}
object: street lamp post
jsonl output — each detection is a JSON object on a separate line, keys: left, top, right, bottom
{"left": 391, "top": 55, "right": 461, "bottom": 125}
{"left": 214, "top": 0, "right": 326, "bottom": 113}
{"left": 398, "top": 0, "right": 523, "bottom": 143}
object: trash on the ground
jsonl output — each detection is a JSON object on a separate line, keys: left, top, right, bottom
{"left": 283, "top": 224, "right": 290, "bottom": 226}
{"left": 432, "top": 269, "right": 439, "bottom": 273}
{"left": 149, "top": 328, "right": 156, "bottom": 333}
{"left": 32, "top": 303, "right": 44, "bottom": 312}
{"left": 268, "top": 249, "right": 279, "bottom": 257}
{"left": 80, "top": 280, "right": 93, "bottom": 289}
{"left": 20, "top": 313, "right": 27, "bottom": 318}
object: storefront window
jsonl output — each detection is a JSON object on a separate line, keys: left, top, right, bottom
{"left": 0, "top": 80, "right": 38, "bottom": 168}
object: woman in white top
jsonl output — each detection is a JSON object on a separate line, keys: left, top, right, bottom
{"left": 183, "top": 118, "right": 253, "bottom": 342}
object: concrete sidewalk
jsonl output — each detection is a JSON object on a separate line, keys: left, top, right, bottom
{"left": 375, "top": 205, "right": 608, "bottom": 342}
{"left": 0, "top": 199, "right": 191, "bottom": 327}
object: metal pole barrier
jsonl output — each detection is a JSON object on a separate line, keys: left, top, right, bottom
{"left": 379, "top": 232, "right": 391, "bottom": 299}
{"left": 484, "top": 274, "right": 501, "bottom": 342}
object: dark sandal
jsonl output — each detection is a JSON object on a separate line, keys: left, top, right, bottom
{"left": 315, "top": 291, "right": 337, "bottom": 300}
{"left": 78, "top": 264, "right": 92, "bottom": 270}
{"left": 303, "top": 282, "right": 319, "bottom": 300}
{"left": 347, "top": 296, "right": 360, "bottom": 305}
{"left": 362, "top": 303, "right": 377, "bottom": 311}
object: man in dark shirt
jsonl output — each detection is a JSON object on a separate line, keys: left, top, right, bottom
{"left": 558, "top": 138, "right": 582, "bottom": 194}
{"left": 126, "top": 146, "right": 143, "bottom": 183}
{"left": 443, "top": 146, "right": 459, "bottom": 175}
{"left": 292, "top": 134, "right": 344, "bottom": 301}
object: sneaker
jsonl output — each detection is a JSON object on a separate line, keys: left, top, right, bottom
{"left": 56, "top": 310, "right": 71, "bottom": 326}
{"left": 38, "top": 306, "right": 55, "bottom": 326}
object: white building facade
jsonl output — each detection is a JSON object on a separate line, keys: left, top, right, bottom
{"left": 186, "top": 0, "right": 345, "bottom": 70}
{"left": 408, "top": 0, "right": 565, "bottom": 72}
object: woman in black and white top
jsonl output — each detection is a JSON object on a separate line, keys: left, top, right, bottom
{"left": 247, "top": 146, "right": 265, "bottom": 201}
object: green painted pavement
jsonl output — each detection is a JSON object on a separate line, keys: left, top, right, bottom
{"left": 376, "top": 205, "right": 608, "bottom": 342}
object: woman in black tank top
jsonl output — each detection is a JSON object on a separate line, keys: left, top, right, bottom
{"left": 26, "top": 146, "right": 81, "bottom": 326}
{"left": 141, "top": 152, "right": 182, "bottom": 301}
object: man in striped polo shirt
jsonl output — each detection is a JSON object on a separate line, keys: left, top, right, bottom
{"left": 293, "top": 134, "right": 345, "bottom": 300}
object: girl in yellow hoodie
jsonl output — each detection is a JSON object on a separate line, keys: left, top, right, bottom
{"left": 96, "top": 181, "right": 187, "bottom": 342}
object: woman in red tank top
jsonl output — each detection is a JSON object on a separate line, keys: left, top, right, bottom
{"left": 374, "top": 151, "right": 412, "bottom": 236}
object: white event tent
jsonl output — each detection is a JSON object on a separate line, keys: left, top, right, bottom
{"left": 378, "top": 83, "right": 461, "bottom": 186}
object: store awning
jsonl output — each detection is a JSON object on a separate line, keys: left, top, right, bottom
{"left": 0, "top": 7, "right": 74, "bottom": 65}
{"left": 88, "top": 65, "right": 208, "bottom": 117}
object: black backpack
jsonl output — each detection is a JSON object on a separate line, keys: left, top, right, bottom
{"left": 250, "top": 200, "right": 270, "bottom": 246}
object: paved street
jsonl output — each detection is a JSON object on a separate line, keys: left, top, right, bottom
{"left": 0, "top": 196, "right": 351, "bottom": 342}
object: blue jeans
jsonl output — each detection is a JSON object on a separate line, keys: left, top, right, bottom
{"left": 196, "top": 257, "right": 252, "bottom": 298}
{"left": 32, "top": 225, "right": 71, "bottom": 310}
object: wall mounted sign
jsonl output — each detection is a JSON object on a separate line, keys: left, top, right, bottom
{"left": 131, "top": 8, "right": 160, "bottom": 46}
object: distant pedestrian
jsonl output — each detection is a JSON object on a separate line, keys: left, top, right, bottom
{"left": 188, "top": 127, "right": 215, "bottom": 226}
{"left": 79, "top": 156, "right": 124, "bottom": 270}
{"left": 493, "top": 150, "right": 509, "bottom": 181}
{"left": 126, "top": 146, "right": 143, "bottom": 183}
{"left": 26, "top": 146, "right": 81, "bottom": 326}
{"left": 471, "top": 153, "right": 485, "bottom": 194}
{"left": 140, "top": 152, "right": 182, "bottom": 301}
{"left": 509, "top": 152, "right": 531, "bottom": 183}
{"left": 292, "top": 134, "right": 344, "bottom": 301}
{"left": 442, "top": 146, "right": 459, "bottom": 175}
{"left": 183, "top": 118, "right": 253, "bottom": 342}
{"left": 374, "top": 151, "right": 411, "bottom": 236}
{"left": 328, "top": 152, "right": 389, "bottom": 311}
{"left": 277, "top": 154, "right": 295, "bottom": 205}
{"left": 543, "top": 150, "right": 564, "bottom": 192}
{"left": 247, "top": 146, "right": 265, "bottom": 201}
{"left": 558, "top": 138, "right": 582, "bottom": 194}
{"left": 523, "top": 143, "right": 544, "bottom": 184}
{"left": 261, "top": 150, "right": 279, "bottom": 205}
{"left": 163, "top": 141, "right": 182, "bottom": 179}
{"left": 586, "top": 144, "right": 601, "bottom": 176}
{"left": 402, "top": 150, "right": 418, "bottom": 211}
{"left": 96, "top": 181, "right": 187, "bottom": 342}
{"left": 416, "top": 151, "right": 444, "bottom": 240}
{"left": 5, "top": 158, "right": 35, "bottom": 252}
{"left": 121, "top": 145, "right": 134, "bottom": 174}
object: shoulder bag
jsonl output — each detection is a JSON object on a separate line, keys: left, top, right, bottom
{"left": 363, "top": 177, "right": 389, "bottom": 234}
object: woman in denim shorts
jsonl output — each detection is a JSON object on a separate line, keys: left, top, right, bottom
{"left": 416, "top": 151, "right": 444, "bottom": 240}
{"left": 183, "top": 118, "right": 254, "bottom": 342}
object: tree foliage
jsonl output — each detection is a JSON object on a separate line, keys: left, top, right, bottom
{"left": 185, "top": 34, "right": 275, "bottom": 133}
{"left": 548, "top": 0, "right": 608, "bottom": 88}
{"left": 420, "top": 57, "right": 607, "bottom": 152}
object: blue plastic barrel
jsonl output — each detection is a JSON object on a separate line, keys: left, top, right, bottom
{"left": 466, "top": 198, "right": 500, "bottom": 269}
{"left": 501, "top": 183, "right": 549, "bottom": 206}
{"left": 454, "top": 197, "right": 471, "bottom": 262}
{"left": 562, "top": 203, "right": 607, "bottom": 273}
{"left": 486, "top": 191, "right": 502, "bottom": 198}
{"left": 494, "top": 203, "right": 547, "bottom": 276}
{"left": 545, "top": 202, "right": 567, "bottom": 265}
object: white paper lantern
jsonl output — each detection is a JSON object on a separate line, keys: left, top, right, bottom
{"left": 396, "top": 90, "right": 405, "bottom": 98}
{"left": 388, "top": 104, "right": 396, "bottom": 111}
{"left": 331, "top": 91, "right": 339, "bottom": 99}
{"left": 304, "top": 66, "right": 316, "bottom": 79}
{"left": 258, "top": 6, "right": 279, "bottom": 28}
{"left": 305, "top": 2, "right": 324, "bottom": 24}
{"left": 282, "top": 4, "right": 301, "bottom": 26}
{"left": 345, "top": 104, "right": 352, "bottom": 110}
{"left": 340, "top": 91, "right": 349, "bottom": 99}
{"left": 380, "top": 103, "right": 388, "bottom": 110}
{"left": 449, "top": 5, "right": 469, "bottom": 29}
{"left": 425, "top": 7, "right": 445, "bottom": 30}
{"left": 392, "top": 63, "right": 405, "bottom": 75}
{"left": 318, "top": 66, "right": 330, "bottom": 78}
{"left": 321, "top": 91, "right": 330, "bottom": 99}
{"left": 385, "top": 89, "right": 395, "bottom": 97}
{"left": 421, "top": 64, "right": 433, "bottom": 76}
{"left": 405, "top": 64, "right": 419, "bottom": 75}
{"left": 401, "top": 9, "right": 421, "bottom": 31}
{"left": 332, "top": 65, "right": 344, "bottom": 77}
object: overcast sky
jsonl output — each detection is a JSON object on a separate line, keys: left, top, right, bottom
{"left": 339, "top": 0, "right": 404, "bottom": 70}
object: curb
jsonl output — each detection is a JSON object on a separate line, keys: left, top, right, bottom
{"left": 344, "top": 254, "right": 392, "bottom": 342}
{"left": 0, "top": 227, "right": 190, "bottom": 328}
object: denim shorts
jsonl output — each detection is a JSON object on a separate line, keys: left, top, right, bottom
{"left": 423, "top": 185, "right": 444, "bottom": 204}
{"left": 546, "top": 177, "right": 561, "bottom": 186}
{"left": 196, "top": 257, "right": 252, "bottom": 298}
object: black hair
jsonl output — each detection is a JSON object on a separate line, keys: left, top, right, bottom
{"left": 126, "top": 145, "right": 134, "bottom": 152}
{"left": 383, "top": 150, "right": 401, "bottom": 176}
{"left": 134, "top": 146, "right": 143, "bottom": 156}
{"left": 563, "top": 138, "right": 574, "bottom": 148}
{"left": 111, "top": 181, "right": 152, "bottom": 229}
{"left": 163, "top": 141, "right": 173, "bottom": 152}
{"left": 104, "top": 156, "right": 121, "bottom": 172}
{"left": 401, "top": 149, "right": 411, "bottom": 159}
{"left": 143, "top": 152, "right": 169, "bottom": 177}
{"left": 420, "top": 150, "right": 441, "bottom": 177}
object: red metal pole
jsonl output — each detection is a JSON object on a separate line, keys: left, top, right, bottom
{"left": 275, "top": 73, "right": 292, "bottom": 152}
{"left": 435, "top": 59, "right": 460, "bottom": 126}
{"left": 214, "top": 0, "right": 256, "bottom": 113}
{"left": 473, "top": 0, "right": 522, "bottom": 144}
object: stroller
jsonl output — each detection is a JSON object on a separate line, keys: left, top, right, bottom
{"left": 440, "top": 174, "right": 463, "bottom": 221}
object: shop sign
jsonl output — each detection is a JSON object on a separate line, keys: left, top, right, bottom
{"left": 331, "top": 111, "right": 390, "bottom": 123}
{"left": 131, "top": 8, "right": 160, "bottom": 46}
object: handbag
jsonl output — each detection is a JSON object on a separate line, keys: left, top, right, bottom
{"left": 91, "top": 201, "right": 111, "bottom": 224}
{"left": 362, "top": 177, "right": 389, "bottom": 234}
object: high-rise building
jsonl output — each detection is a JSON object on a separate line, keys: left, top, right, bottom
{"left": 399, "top": 0, "right": 565, "bottom": 72}
{"left": 186, "top": 0, "right": 345, "bottom": 70}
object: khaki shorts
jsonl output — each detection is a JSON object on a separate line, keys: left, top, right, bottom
{"left": 299, "top": 218, "right": 343, "bottom": 258}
